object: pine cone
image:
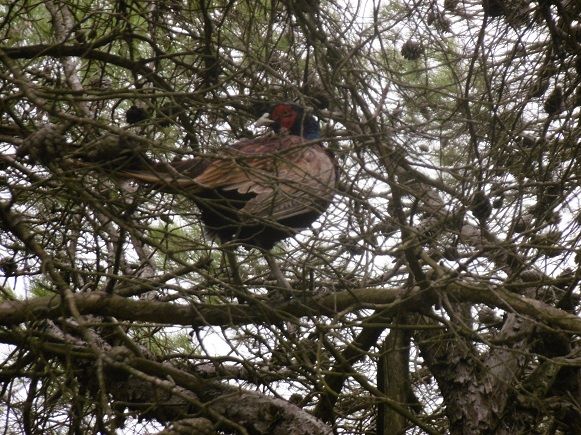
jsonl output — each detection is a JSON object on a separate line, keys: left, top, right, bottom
{"left": 0, "top": 257, "right": 17, "bottom": 277}
{"left": 471, "top": 190, "right": 492, "bottom": 221}
{"left": 444, "top": 0, "right": 459, "bottom": 12}
{"left": 17, "top": 123, "right": 67, "bottom": 164}
{"left": 504, "top": 0, "right": 531, "bottom": 26}
{"left": 443, "top": 246, "right": 459, "bottom": 260}
{"left": 310, "top": 90, "right": 330, "bottom": 110}
{"left": 125, "top": 105, "right": 149, "bottom": 125}
{"left": 401, "top": 40, "right": 423, "bottom": 60}
{"left": 492, "top": 195, "right": 504, "bottom": 209}
{"left": 482, "top": 0, "right": 504, "bottom": 17}
{"left": 515, "top": 134, "right": 536, "bottom": 148}
{"left": 544, "top": 86, "right": 564, "bottom": 115}
{"left": 427, "top": 12, "right": 451, "bottom": 32}
{"left": 513, "top": 214, "right": 531, "bottom": 233}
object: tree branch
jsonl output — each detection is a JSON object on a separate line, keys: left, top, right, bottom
{"left": 1, "top": 283, "right": 579, "bottom": 332}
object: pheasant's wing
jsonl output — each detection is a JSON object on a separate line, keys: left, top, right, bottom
{"left": 194, "top": 135, "right": 336, "bottom": 223}
{"left": 191, "top": 136, "right": 302, "bottom": 191}
{"left": 114, "top": 135, "right": 336, "bottom": 223}
{"left": 238, "top": 144, "right": 337, "bottom": 224}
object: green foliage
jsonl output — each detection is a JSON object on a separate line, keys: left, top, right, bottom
{"left": 0, "top": 286, "right": 16, "bottom": 301}
{"left": 148, "top": 223, "right": 205, "bottom": 266}
{"left": 29, "top": 279, "right": 54, "bottom": 298}
{"left": 134, "top": 327, "right": 198, "bottom": 356}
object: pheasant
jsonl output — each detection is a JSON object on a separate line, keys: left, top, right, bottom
{"left": 117, "top": 103, "right": 337, "bottom": 249}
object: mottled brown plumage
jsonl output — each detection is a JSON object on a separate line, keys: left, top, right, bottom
{"left": 119, "top": 104, "right": 337, "bottom": 249}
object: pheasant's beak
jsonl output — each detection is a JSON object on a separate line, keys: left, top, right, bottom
{"left": 255, "top": 112, "right": 276, "bottom": 127}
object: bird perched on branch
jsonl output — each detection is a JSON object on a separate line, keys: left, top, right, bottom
{"left": 114, "top": 103, "right": 337, "bottom": 249}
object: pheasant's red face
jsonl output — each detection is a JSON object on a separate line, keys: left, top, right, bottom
{"left": 271, "top": 104, "right": 298, "bottom": 131}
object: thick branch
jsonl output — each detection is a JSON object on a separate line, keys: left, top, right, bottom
{"left": 377, "top": 319, "right": 415, "bottom": 435}
{"left": 0, "top": 284, "right": 579, "bottom": 333}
